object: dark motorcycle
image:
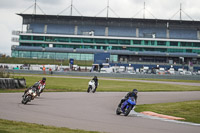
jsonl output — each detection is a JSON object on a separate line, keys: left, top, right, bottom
{"left": 116, "top": 97, "right": 136, "bottom": 116}
{"left": 21, "top": 87, "right": 37, "bottom": 104}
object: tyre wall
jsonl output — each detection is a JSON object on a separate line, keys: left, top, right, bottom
{"left": 0, "top": 78, "right": 26, "bottom": 89}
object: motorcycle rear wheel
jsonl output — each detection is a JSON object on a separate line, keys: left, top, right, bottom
{"left": 116, "top": 107, "right": 121, "bottom": 115}
{"left": 87, "top": 86, "right": 92, "bottom": 93}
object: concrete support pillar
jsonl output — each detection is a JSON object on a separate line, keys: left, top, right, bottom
{"left": 197, "top": 30, "right": 200, "bottom": 40}
{"left": 44, "top": 25, "right": 47, "bottom": 34}
{"left": 136, "top": 28, "right": 139, "bottom": 37}
{"left": 166, "top": 29, "right": 170, "bottom": 39}
{"left": 105, "top": 27, "right": 109, "bottom": 36}
{"left": 74, "top": 26, "right": 78, "bottom": 35}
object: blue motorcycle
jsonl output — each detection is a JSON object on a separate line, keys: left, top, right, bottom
{"left": 116, "top": 97, "right": 136, "bottom": 116}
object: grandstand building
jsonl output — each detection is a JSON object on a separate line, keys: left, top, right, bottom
{"left": 11, "top": 14, "right": 200, "bottom": 69}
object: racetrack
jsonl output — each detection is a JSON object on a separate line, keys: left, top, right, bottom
{"left": 0, "top": 92, "right": 200, "bottom": 133}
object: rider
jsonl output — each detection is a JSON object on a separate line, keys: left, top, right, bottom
{"left": 92, "top": 76, "right": 98, "bottom": 92}
{"left": 36, "top": 77, "right": 46, "bottom": 96}
{"left": 118, "top": 89, "right": 138, "bottom": 107}
{"left": 22, "top": 77, "right": 46, "bottom": 97}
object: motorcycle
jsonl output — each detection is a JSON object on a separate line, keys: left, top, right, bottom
{"left": 116, "top": 97, "right": 136, "bottom": 116}
{"left": 87, "top": 80, "right": 96, "bottom": 93}
{"left": 21, "top": 87, "right": 38, "bottom": 104}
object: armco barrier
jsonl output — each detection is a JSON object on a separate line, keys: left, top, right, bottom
{"left": 0, "top": 78, "right": 26, "bottom": 89}
{"left": 11, "top": 70, "right": 200, "bottom": 80}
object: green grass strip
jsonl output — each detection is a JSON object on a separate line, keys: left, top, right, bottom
{"left": 0, "top": 119, "right": 99, "bottom": 133}
{"left": 14, "top": 73, "right": 200, "bottom": 83}
{"left": 135, "top": 100, "right": 200, "bottom": 124}
{"left": 1, "top": 75, "right": 200, "bottom": 93}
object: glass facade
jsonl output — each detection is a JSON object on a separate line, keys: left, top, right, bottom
{"left": 11, "top": 34, "right": 200, "bottom": 63}
{"left": 19, "top": 34, "right": 200, "bottom": 54}
{"left": 12, "top": 51, "right": 95, "bottom": 61}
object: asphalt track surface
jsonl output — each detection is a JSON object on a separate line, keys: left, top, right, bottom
{"left": 0, "top": 92, "right": 200, "bottom": 133}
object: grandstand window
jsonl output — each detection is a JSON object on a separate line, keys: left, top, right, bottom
{"left": 95, "top": 39, "right": 106, "bottom": 44}
{"left": 33, "top": 36, "right": 44, "bottom": 41}
{"left": 102, "top": 46, "right": 108, "bottom": 50}
{"left": 192, "top": 49, "right": 200, "bottom": 54}
{"left": 157, "top": 41, "right": 166, "bottom": 46}
{"left": 186, "top": 49, "right": 192, "bottom": 53}
{"left": 134, "top": 48, "right": 139, "bottom": 51}
{"left": 133, "top": 40, "right": 141, "bottom": 45}
{"left": 144, "top": 41, "right": 149, "bottom": 45}
{"left": 96, "top": 46, "right": 101, "bottom": 49}
{"left": 43, "top": 52, "right": 56, "bottom": 59}
{"left": 55, "top": 53, "right": 68, "bottom": 60}
{"left": 54, "top": 44, "right": 64, "bottom": 48}
{"left": 73, "top": 45, "right": 82, "bottom": 49}
{"left": 30, "top": 52, "right": 38, "bottom": 58}
{"left": 83, "top": 45, "right": 94, "bottom": 49}
{"left": 170, "top": 42, "right": 178, "bottom": 46}
{"left": 20, "top": 43, "right": 31, "bottom": 46}
{"left": 71, "top": 38, "right": 82, "bottom": 43}
{"left": 21, "top": 36, "right": 31, "bottom": 40}
{"left": 41, "top": 44, "right": 49, "bottom": 48}
{"left": 19, "top": 51, "right": 31, "bottom": 58}
{"left": 150, "top": 41, "right": 155, "bottom": 45}
{"left": 193, "top": 43, "right": 200, "bottom": 47}
{"left": 80, "top": 54, "right": 93, "bottom": 60}
{"left": 56, "top": 37, "right": 69, "bottom": 42}
{"left": 83, "top": 38, "right": 94, "bottom": 43}
{"left": 168, "top": 49, "right": 184, "bottom": 53}
{"left": 112, "top": 46, "right": 122, "bottom": 50}
{"left": 108, "top": 39, "right": 118, "bottom": 44}
{"left": 32, "top": 44, "right": 42, "bottom": 47}
{"left": 127, "top": 47, "right": 135, "bottom": 51}
{"left": 45, "top": 36, "right": 54, "bottom": 42}
{"left": 68, "top": 53, "right": 81, "bottom": 60}
{"left": 180, "top": 42, "right": 192, "bottom": 47}
{"left": 156, "top": 48, "right": 167, "bottom": 52}
{"left": 110, "top": 55, "right": 118, "bottom": 62}
{"left": 119, "top": 40, "right": 130, "bottom": 45}
{"left": 144, "top": 48, "right": 155, "bottom": 51}
{"left": 11, "top": 51, "right": 19, "bottom": 57}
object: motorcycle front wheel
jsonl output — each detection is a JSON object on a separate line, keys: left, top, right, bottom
{"left": 124, "top": 105, "right": 133, "bottom": 116}
{"left": 87, "top": 86, "right": 92, "bottom": 93}
{"left": 21, "top": 95, "right": 31, "bottom": 104}
{"left": 116, "top": 107, "right": 121, "bottom": 115}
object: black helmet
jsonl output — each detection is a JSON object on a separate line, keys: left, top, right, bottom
{"left": 94, "top": 76, "right": 97, "bottom": 79}
{"left": 42, "top": 77, "right": 46, "bottom": 82}
{"left": 133, "top": 89, "right": 138, "bottom": 95}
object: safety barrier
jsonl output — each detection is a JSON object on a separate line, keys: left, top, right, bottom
{"left": 0, "top": 78, "right": 26, "bottom": 89}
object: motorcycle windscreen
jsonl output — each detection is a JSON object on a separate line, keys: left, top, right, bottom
{"left": 127, "top": 98, "right": 136, "bottom": 105}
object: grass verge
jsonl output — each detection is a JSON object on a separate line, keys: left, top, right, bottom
{"left": 1, "top": 75, "right": 200, "bottom": 93}
{"left": 0, "top": 119, "right": 99, "bottom": 133}
{"left": 14, "top": 73, "right": 200, "bottom": 83}
{"left": 135, "top": 100, "right": 200, "bottom": 124}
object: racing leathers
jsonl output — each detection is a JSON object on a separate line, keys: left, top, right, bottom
{"left": 118, "top": 92, "right": 138, "bottom": 107}
{"left": 92, "top": 77, "right": 98, "bottom": 92}
{"left": 35, "top": 80, "right": 46, "bottom": 95}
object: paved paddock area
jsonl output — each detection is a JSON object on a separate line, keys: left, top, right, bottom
{"left": 0, "top": 92, "right": 200, "bottom": 133}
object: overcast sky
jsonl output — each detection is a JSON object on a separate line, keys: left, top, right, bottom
{"left": 0, "top": 0, "right": 200, "bottom": 56}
